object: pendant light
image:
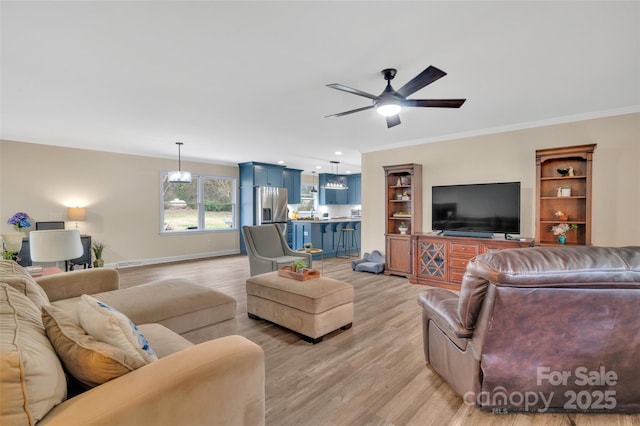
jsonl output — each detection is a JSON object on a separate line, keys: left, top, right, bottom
{"left": 310, "top": 171, "right": 318, "bottom": 193}
{"left": 322, "top": 161, "right": 349, "bottom": 190}
{"left": 168, "top": 142, "right": 192, "bottom": 183}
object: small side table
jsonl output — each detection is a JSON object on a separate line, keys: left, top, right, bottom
{"left": 297, "top": 248, "right": 324, "bottom": 273}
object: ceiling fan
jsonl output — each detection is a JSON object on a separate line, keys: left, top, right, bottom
{"left": 325, "top": 66, "right": 466, "bottom": 128}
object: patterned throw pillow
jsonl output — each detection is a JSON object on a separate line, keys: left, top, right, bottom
{"left": 42, "top": 304, "right": 145, "bottom": 388}
{"left": 76, "top": 294, "right": 157, "bottom": 364}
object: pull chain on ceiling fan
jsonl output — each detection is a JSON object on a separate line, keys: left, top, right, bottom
{"left": 325, "top": 65, "right": 466, "bottom": 128}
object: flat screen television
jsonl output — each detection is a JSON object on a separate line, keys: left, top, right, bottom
{"left": 432, "top": 182, "right": 521, "bottom": 237}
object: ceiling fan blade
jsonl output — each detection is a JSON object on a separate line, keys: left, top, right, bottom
{"left": 386, "top": 115, "right": 401, "bottom": 128}
{"left": 326, "top": 83, "right": 379, "bottom": 100}
{"left": 403, "top": 99, "right": 466, "bottom": 108}
{"left": 325, "top": 105, "right": 375, "bottom": 118}
{"left": 396, "top": 66, "right": 447, "bottom": 98}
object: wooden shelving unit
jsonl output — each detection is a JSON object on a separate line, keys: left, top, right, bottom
{"left": 383, "top": 163, "right": 422, "bottom": 277}
{"left": 535, "top": 144, "right": 596, "bottom": 246}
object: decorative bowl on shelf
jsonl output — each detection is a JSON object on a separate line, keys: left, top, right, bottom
{"left": 557, "top": 168, "right": 570, "bottom": 176}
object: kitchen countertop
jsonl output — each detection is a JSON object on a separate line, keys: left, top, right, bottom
{"left": 290, "top": 217, "right": 361, "bottom": 223}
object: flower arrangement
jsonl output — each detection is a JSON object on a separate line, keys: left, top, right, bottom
{"left": 551, "top": 223, "right": 578, "bottom": 236}
{"left": 7, "top": 212, "right": 31, "bottom": 231}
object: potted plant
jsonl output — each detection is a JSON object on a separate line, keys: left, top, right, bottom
{"left": 398, "top": 222, "right": 409, "bottom": 235}
{"left": 291, "top": 259, "right": 307, "bottom": 272}
{"left": 304, "top": 242, "right": 312, "bottom": 252}
{"left": 92, "top": 241, "right": 105, "bottom": 267}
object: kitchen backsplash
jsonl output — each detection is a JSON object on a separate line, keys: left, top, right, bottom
{"left": 288, "top": 204, "right": 361, "bottom": 218}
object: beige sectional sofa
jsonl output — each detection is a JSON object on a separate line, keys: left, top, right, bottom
{"left": 0, "top": 260, "right": 265, "bottom": 425}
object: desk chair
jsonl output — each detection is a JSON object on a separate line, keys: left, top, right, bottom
{"left": 29, "top": 230, "right": 83, "bottom": 271}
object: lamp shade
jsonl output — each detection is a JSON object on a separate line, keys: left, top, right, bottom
{"left": 29, "top": 230, "right": 83, "bottom": 262}
{"left": 67, "top": 207, "right": 86, "bottom": 221}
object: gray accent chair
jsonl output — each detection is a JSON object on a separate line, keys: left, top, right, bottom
{"left": 242, "top": 224, "right": 312, "bottom": 276}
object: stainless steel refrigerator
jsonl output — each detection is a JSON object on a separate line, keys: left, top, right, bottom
{"left": 255, "top": 186, "right": 288, "bottom": 234}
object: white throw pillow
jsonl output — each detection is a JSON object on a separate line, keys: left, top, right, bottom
{"left": 77, "top": 294, "right": 157, "bottom": 364}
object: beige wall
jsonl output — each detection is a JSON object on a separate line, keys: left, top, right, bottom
{"left": 1, "top": 140, "right": 240, "bottom": 266}
{"left": 360, "top": 113, "right": 640, "bottom": 254}
{"left": 2, "top": 112, "right": 638, "bottom": 267}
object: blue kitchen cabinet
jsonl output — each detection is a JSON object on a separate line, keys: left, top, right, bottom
{"left": 253, "top": 164, "right": 284, "bottom": 187}
{"left": 319, "top": 174, "right": 348, "bottom": 205}
{"left": 348, "top": 174, "right": 361, "bottom": 204}
{"left": 283, "top": 168, "right": 302, "bottom": 204}
{"left": 291, "top": 220, "right": 361, "bottom": 258}
{"left": 239, "top": 162, "right": 285, "bottom": 188}
{"left": 238, "top": 161, "right": 286, "bottom": 254}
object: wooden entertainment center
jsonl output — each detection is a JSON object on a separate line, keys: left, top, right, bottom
{"left": 409, "top": 233, "right": 534, "bottom": 290}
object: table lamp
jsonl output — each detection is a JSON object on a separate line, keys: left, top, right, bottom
{"left": 67, "top": 206, "right": 86, "bottom": 230}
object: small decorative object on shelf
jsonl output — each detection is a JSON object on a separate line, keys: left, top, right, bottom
{"left": 551, "top": 223, "right": 578, "bottom": 244}
{"left": 401, "top": 191, "right": 410, "bottom": 200}
{"left": 7, "top": 211, "right": 31, "bottom": 232}
{"left": 554, "top": 210, "right": 568, "bottom": 221}
{"left": 557, "top": 186, "right": 571, "bottom": 197}
{"left": 557, "top": 168, "right": 570, "bottom": 176}
{"left": 398, "top": 222, "right": 408, "bottom": 235}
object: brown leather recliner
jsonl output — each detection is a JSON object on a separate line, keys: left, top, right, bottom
{"left": 417, "top": 246, "right": 640, "bottom": 413}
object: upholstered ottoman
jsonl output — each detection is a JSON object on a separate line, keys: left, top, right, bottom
{"left": 51, "top": 278, "right": 237, "bottom": 335}
{"left": 246, "top": 271, "right": 354, "bottom": 343}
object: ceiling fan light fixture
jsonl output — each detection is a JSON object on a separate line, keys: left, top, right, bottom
{"left": 376, "top": 103, "right": 402, "bottom": 117}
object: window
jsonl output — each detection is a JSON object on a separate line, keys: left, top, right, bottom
{"left": 297, "top": 183, "right": 316, "bottom": 214}
{"left": 161, "top": 173, "right": 236, "bottom": 233}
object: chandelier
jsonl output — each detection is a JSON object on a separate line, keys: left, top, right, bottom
{"left": 168, "top": 142, "right": 192, "bottom": 183}
{"left": 322, "top": 161, "right": 349, "bottom": 190}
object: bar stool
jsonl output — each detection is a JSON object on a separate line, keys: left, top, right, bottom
{"left": 336, "top": 226, "right": 359, "bottom": 258}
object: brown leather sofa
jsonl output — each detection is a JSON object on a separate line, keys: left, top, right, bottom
{"left": 417, "top": 246, "right": 640, "bottom": 413}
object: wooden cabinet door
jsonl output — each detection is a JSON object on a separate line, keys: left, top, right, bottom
{"left": 415, "top": 239, "right": 448, "bottom": 283}
{"left": 385, "top": 235, "right": 412, "bottom": 276}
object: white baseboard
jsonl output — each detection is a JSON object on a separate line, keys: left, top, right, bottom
{"left": 107, "top": 249, "right": 241, "bottom": 269}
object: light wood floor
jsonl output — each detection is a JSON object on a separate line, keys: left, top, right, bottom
{"left": 117, "top": 255, "right": 639, "bottom": 426}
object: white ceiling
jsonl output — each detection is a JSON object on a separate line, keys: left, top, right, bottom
{"left": 2, "top": 1, "right": 639, "bottom": 175}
